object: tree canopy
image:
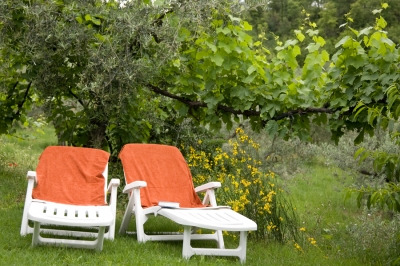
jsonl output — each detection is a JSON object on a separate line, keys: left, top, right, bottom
{"left": 1, "top": 0, "right": 399, "bottom": 157}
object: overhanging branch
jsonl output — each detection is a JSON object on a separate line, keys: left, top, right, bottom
{"left": 148, "top": 84, "right": 336, "bottom": 122}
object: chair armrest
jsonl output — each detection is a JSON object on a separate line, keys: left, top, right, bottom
{"left": 26, "top": 171, "right": 37, "bottom": 183}
{"left": 195, "top": 182, "right": 221, "bottom": 193}
{"left": 107, "top": 178, "right": 120, "bottom": 191}
{"left": 123, "top": 181, "right": 147, "bottom": 193}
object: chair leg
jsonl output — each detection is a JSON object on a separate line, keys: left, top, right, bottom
{"left": 32, "top": 221, "right": 41, "bottom": 246}
{"left": 238, "top": 231, "right": 248, "bottom": 263}
{"left": 119, "top": 207, "right": 132, "bottom": 235}
{"left": 182, "top": 225, "right": 194, "bottom": 260}
{"left": 95, "top": 227, "right": 106, "bottom": 251}
{"left": 216, "top": 230, "right": 225, "bottom": 249}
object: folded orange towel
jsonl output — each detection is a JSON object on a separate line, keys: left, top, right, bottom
{"left": 119, "top": 144, "right": 205, "bottom": 208}
{"left": 32, "top": 146, "right": 110, "bottom": 205}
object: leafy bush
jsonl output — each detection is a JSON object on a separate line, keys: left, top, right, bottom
{"left": 346, "top": 208, "right": 400, "bottom": 265}
{"left": 184, "top": 127, "right": 300, "bottom": 241}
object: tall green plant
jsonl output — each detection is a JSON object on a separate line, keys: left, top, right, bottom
{"left": 185, "top": 128, "right": 300, "bottom": 241}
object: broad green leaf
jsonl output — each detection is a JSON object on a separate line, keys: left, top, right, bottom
{"left": 313, "top": 36, "right": 326, "bottom": 47}
{"left": 91, "top": 17, "right": 101, "bottom": 26}
{"left": 95, "top": 33, "right": 105, "bottom": 42}
{"left": 247, "top": 65, "right": 257, "bottom": 75}
{"left": 306, "top": 29, "right": 319, "bottom": 37}
{"left": 218, "top": 40, "right": 234, "bottom": 54}
{"left": 358, "top": 27, "right": 373, "bottom": 37}
{"left": 242, "top": 21, "right": 252, "bottom": 31}
{"left": 376, "top": 16, "right": 387, "bottom": 29}
{"left": 230, "top": 86, "right": 249, "bottom": 100}
{"left": 242, "top": 73, "right": 257, "bottom": 84}
{"left": 284, "top": 39, "right": 298, "bottom": 48}
{"left": 210, "top": 53, "right": 224, "bottom": 66}
{"left": 335, "top": 36, "right": 351, "bottom": 48}
{"left": 372, "top": 9, "right": 382, "bottom": 15}
{"left": 196, "top": 50, "right": 210, "bottom": 60}
{"left": 306, "top": 43, "right": 320, "bottom": 53}
{"left": 294, "top": 30, "right": 305, "bottom": 42}
{"left": 76, "top": 16, "right": 83, "bottom": 24}
{"left": 216, "top": 27, "right": 231, "bottom": 35}
{"left": 382, "top": 3, "right": 389, "bottom": 9}
{"left": 178, "top": 27, "right": 191, "bottom": 41}
{"left": 206, "top": 42, "right": 217, "bottom": 52}
{"left": 265, "top": 120, "right": 279, "bottom": 136}
{"left": 348, "top": 27, "right": 358, "bottom": 36}
{"left": 228, "top": 15, "right": 241, "bottom": 23}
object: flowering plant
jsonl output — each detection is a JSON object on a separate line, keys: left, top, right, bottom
{"left": 185, "top": 128, "right": 300, "bottom": 241}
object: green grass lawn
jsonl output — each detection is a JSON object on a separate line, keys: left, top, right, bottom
{"left": 1, "top": 126, "right": 398, "bottom": 265}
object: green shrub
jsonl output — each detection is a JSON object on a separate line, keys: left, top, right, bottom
{"left": 184, "top": 127, "right": 300, "bottom": 241}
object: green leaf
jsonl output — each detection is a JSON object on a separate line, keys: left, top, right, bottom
{"left": 178, "top": 27, "right": 191, "bottom": 41}
{"left": 242, "top": 21, "right": 252, "bottom": 31}
{"left": 306, "top": 29, "right": 319, "bottom": 37}
{"left": 206, "top": 42, "right": 217, "bottom": 52}
{"left": 358, "top": 27, "right": 373, "bottom": 37}
{"left": 242, "top": 73, "right": 257, "bottom": 84}
{"left": 313, "top": 36, "right": 326, "bottom": 47}
{"left": 91, "top": 17, "right": 101, "bottom": 26}
{"left": 247, "top": 65, "right": 257, "bottom": 75}
{"left": 335, "top": 36, "right": 351, "bottom": 48}
{"left": 354, "top": 129, "right": 365, "bottom": 145}
{"left": 294, "top": 30, "right": 305, "bottom": 42}
{"left": 376, "top": 16, "right": 387, "bottom": 29}
{"left": 210, "top": 53, "right": 224, "bottom": 66}
{"left": 218, "top": 41, "right": 233, "bottom": 54}
{"left": 265, "top": 120, "right": 279, "bottom": 136}
{"left": 196, "top": 50, "right": 210, "bottom": 60}
{"left": 230, "top": 86, "right": 249, "bottom": 100}
{"left": 354, "top": 147, "right": 365, "bottom": 160}
{"left": 348, "top": 27, "right": 358, "bottom": 36}
{"left": 216, "top": 27, "right": 231, "bottom": 35}
{"left": 372, "top": 9, "right": 382, "bottom": 15}
{"left": 353, "top": 102, "right": 366, "bottom": 119}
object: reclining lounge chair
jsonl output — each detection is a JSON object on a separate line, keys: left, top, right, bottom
{"left": 20, "top": 146, "right": 120, "bottom": 251}
{"left": 118, "top": 143, "right": 257, "bottom": 262}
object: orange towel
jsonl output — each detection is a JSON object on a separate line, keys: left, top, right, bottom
{"left": 119, "top": 144, "right": 205, "bottom": 208}
{"left": 32, "top": 146, "right": 110, "bottom": 205}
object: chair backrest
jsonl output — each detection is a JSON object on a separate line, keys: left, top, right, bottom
{"left": 32, "top": 146, "right": 110, "bottom": 205}
{"left": 119, "top": 144, "right": 204, "bottom": 208}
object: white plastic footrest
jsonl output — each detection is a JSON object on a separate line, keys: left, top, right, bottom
{"left": 158, "top": 208, "right": 257, "bottom": 231}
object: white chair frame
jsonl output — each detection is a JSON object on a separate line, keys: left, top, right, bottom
{"left": 20, "top": 165, "right": 120, "bottom": 251}
{"left": 119, "top": 180, "right": 257, "bottom": 263}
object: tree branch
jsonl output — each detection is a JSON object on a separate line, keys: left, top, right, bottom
{"left": 148, "top": 84, "right": 336, "bottom": 122}
{"left": 15, "top": 81, "right": 32, "bottom": 118}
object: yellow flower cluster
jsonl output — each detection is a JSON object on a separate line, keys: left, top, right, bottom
{"left": 184, "top": 127, "right": 295, "bottom": 240}
{"left": 294, "top": 242, "right": 303, "bottom": 252}
{"left": 308, "top": 237, "right": 317, "bottom": 246}
{"left": 267, "top": 221, "right": 277, "bottom": 232}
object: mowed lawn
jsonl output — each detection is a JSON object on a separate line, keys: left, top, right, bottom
{"left": 1, "top": 126, "right": 397, "bottom": 265}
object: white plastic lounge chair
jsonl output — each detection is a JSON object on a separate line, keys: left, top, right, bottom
{"left": 20, "top": 146, "right": 120, "bottom": 251}
{"left": 118, "top": 144, "right": 257, "bottom": 263}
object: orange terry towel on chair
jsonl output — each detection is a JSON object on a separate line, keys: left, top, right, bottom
{"left": 32, "top": 146, "right": 110, "bottom": 206}
{"left": 119, "top": 144, "right": 204, "bottom": 208}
